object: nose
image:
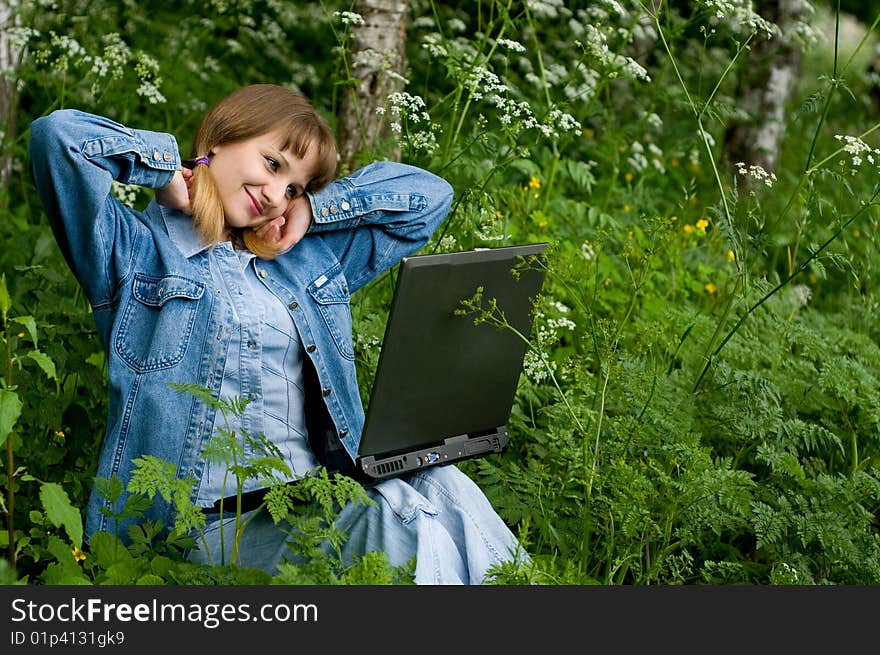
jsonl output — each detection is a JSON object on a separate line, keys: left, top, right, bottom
{"left": 261, "top": 180, "right": 288, "bottom": 211}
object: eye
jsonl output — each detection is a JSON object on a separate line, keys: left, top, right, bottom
{"left": 286, "top": 184, "right": 302, "bottom": 199}
{"left": 264, "top": 156, "right": 280, "bottom": 171}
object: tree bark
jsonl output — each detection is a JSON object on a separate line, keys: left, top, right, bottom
{"left": 0, "top": 0, "right": 20, "bottom": 188}
{"left": 336, "top": 0, "right": 408, "bottom": 172}
{"left": 723, "top": 0, "right": 809, "bottom": 184}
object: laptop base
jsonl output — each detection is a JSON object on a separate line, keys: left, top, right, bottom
{"left": 357, "top": 427, "right": 510, "bottom": 481}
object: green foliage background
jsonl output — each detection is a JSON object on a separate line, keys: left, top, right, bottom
{"left": 3, "top": 0, "right": 880, "bottom": 584}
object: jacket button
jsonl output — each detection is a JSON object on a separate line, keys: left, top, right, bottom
{"left": 320, "top": 207, "right": 329, "bottom": 217}
{"left": 341, "top": 201, "right": 350, "bottom": 211}
{"left": 163, "top": 152, "right": 173, "bottom": 162}
{"left": 289, "top": 301, "right": 298, "bottom": 309}
{"left": 330, "top": 204, "right": 337, "bottom": 214}
{"left": 339, "top": 429, "right": 348, "bottom": 437}
{"left": 322, "top": 388, "right": 331, "bottom": 397}
{"left": 153, "top": 150, "right": 161, "bottom": 160}
{"left": 306, "top": 344, "right": 316, "bottom": 353}
{"left": 258, "top": 269, "right": 267, "bottom": 279}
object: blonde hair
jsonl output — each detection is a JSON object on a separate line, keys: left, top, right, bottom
{"left": 188, "top": 84, "right": 337, "bottom": 259}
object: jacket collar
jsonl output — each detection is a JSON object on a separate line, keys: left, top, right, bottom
{"left": 152, "top": 201, "right": 213, "bottom": 258}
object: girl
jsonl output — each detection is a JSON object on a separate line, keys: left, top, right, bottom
{"left": 28, "top": 84, "right": 524, "bottom": 584}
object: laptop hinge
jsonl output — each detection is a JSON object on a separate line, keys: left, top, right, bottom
{"left": 357, "top": 426, "right": 509, "bottom": 480}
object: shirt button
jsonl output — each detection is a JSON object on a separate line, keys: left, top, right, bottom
{"left": 247, "top": 340, "right": 257, "bottom": 350}
{"left": 330, "top": 204, "right": 338, "bottom": 214}
{"left": 320, "top": 207, "right": 329, "bottom": 217}
{"left": 339, "top": 429, "right": 348, "bottom": 437}
{"left": 289, "top": 301, "right": 298, "bottom": 309}
{"left": 153, "top": 150, "right": 162, "bottom": 160}
{"left": 340, "top": 201, "right": 350, "bottom": 211}
{"left": 163, "top": 152, "right": 173, "bottom": 162}
{"left": 322, "top": 388, "right": 332, "bottom": 397}
{"left": 258, "top": 269, "right": 267, "bottom": 279}
{"left": 306, "top": 344, "right": 316, "bottom": 353}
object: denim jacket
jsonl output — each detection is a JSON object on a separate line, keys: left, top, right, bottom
{"left": 28, "top": 109, "right": 452, "bottom": 540}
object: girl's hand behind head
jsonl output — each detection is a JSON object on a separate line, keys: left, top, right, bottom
{"left": 156, "top": 168, "right": 193, "bottom": 214}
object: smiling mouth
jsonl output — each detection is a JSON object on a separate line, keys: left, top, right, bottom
{"left": 245, "top": 190, "right": 262, "bottom": 216}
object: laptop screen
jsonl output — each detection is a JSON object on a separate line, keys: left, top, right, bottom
{"left": 358, "top": 242, "right": 549, "bottom": 457}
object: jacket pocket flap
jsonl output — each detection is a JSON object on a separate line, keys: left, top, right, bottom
{"left": 132, "top": 273, "right": 205, "bottom": 307}
{"left": 307, "top": 265, "right": 350, "bottom": 305}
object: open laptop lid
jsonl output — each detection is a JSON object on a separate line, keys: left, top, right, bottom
{"left": 357, "top": 242, "right": 549, "bottom": 467}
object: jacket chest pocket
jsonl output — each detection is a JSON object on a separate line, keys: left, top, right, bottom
{"left": 115, "top": 273, "right": 205, "bottom": 373}
{"left": 307, "top": 266, "right": 355, "bottom": 361}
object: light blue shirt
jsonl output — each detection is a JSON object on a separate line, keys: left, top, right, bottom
{"left": 195, "top": 244, "right": 319, "bottom": 506}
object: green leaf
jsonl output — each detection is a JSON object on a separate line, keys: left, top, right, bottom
{"left": 40, "top": 482, "right": 84, "bottom": 548}
{"left": 0, "top": 274, "right": 9, "bottom": 323}
{"left": 27, "top": 350, "right": 58, "bottom": 382}
{"left": 0, "top": 389, "right": 22, "bottom": 448}
{"left": 12, "top": 316, "right": 38, "bottom": 348}
{"left": 88, "top": 531, "right": 132, "bottom": 570}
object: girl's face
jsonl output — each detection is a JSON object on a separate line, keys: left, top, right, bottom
{"left": 209, "top": 129, "right": 321, "bottom": 229}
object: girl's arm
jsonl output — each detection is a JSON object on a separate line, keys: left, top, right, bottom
{"left": 28, "top": 109, "right": 180, "bottom": 306}
{"left": 302, "top": 161, "right": 454, "bottom": 293}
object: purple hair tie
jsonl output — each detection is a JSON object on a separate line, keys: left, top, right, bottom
{"left": 193, "top": 155, "right": 211, "bottom": 167}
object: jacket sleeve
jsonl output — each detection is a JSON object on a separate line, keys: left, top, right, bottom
{"left": 28, "top": 109, "right": 180, "bottom": 307}
{"left": 304, "top": 161, "right": 453, "bottom": 293}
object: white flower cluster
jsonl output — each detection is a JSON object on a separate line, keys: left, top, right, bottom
{"left": 526, "top": 0, "right": 566, "bottom": 19}
{"left": 523, "top": 301, "right": 575, "bottom": 383}
{"left": 496, "top": 38, "right": 526, "bottom": 53}
{"left": 134, "top": 53, "right": 165, "bottom": 104}
{"left": 627, "top": 141, "right": 665, "bottom": 174}
{"left": 576, "top": 25, "right": 650, "bottom": 82}
{"left": 5, "top": 26, "right": 37, "bottom": 52}
{"left": 834, "top": 134, "right": 879, "bottom": 169}
{"left": 386, "top": 91, "right": 438, "bottom": 153}
{"left": 697, "top": 0, "right": 778, "bottom": 39}
{"left": 83, "top": 33, "right": 130, "bottom": 84}
{"left": 111, "top": 181, "right": 140, "bottom": 207}
{"left": 420, "top": 33, "right": 448, "bottom": 58}
{"left": 581, "top": 240, "right": 595, "bottom": 260}
{"left": 736, "top": 162, "right": 777, "bottom": 187}
{"left": 333, "top": 11, "right": 365, "bottom": 26}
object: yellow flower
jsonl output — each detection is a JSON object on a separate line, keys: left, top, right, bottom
{"left": 537, "top": 220, "right": 547, "bottom": 228}
{"left": 696, "top": 218, "right": 709, "bottom": 233}
{"left": 683, "top": 224, "right": 695, "bottom": 234}
{"left": 17, "top": 332, "right": 25, "bottom": 338}
{"left": 54, "top": 430, "right": 65, "bottom": 440}
{"left": 853, "top": 229, "right": 861, "bottom": 238}
{"left": 727, "top": 250, "right": 735, "bottom": 261}
{"left": 71, "top": 546, "right": 86, "bottom": 562}
{"left": 583, "top": 127, "right": 594, "bottom": 138}
{"left": 528, "top": 176, "right": 541, "bottom": 190}
{"left": 623, "top": 204, "right": 631, "bottom": 211}
{"left": 624, "top": 172, "right": 634, "bottom": 183}
{"left": 495, "top": 210, "right": 503, "bottom": 219}
{"left": 705, "top": 282, "right": 717, "bottom": 294}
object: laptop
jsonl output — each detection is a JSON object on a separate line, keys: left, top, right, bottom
{"left": 353, "top": 241, "right": 549, "bottom": 481}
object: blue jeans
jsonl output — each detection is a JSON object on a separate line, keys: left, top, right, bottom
{"left": 187, "top": 465, "right": 525, "bottom": 584}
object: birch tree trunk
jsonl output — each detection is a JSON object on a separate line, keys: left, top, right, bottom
{"left": 0, "top": 0, "right": 20, "bottom": 188}
{"left": 723, "top": 0, "right": 811, "bottom": 184}
{"left": 336, "top": 0, "right": 408, "bottom": 172}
